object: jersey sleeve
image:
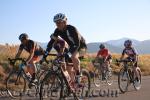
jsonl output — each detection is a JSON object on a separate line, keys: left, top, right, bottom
{"left": 51, "top": 29, "right": 59, "bottom": 40}
{"left": 46, "top": 32, "right": 58, "bottom": 53}
{"left": 122, "top": 48, "right": 126, "bottom": 55}
{"left": 132, "top": 47, "right": 138, "bottom": 55}
{"left": 28, "top": 40, "right": 35, "bottom": 52}
{"left": 69, "top": 26, "right": 80, "bottom": 49}
{"left": 19, "top": 44, "right": 24, "bottom": 51}
{"left": 96, "top": 50, "right": 101, "bottom": 57}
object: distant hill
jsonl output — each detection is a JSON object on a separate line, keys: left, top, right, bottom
{"left": 87, "top": 38, "right": 150, "bottom": 54}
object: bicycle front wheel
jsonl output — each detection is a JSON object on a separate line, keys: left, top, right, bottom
{"left": 105, "top": 67, "right": 114, "bottom": 86}
{"left": 40, "top": 71, "right": 61, "bottom": 100}
{"left": 133, "top": 68, "right": 142, "bottom": 91}
{"left": 6, "top": 71, "right": 26, "bottom": 98}
{"left": 118, "top": 68, "right": 129, "bottom": 93}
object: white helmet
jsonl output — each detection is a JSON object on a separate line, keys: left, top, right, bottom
{"left": 53, "top": 13, "right": 67, "bottom": 23}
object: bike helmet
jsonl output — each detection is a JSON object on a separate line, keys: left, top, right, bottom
{"left": 124, "top": 40, "right": 132, "bottom": 47}
{"left": 99, "top": 44, "right": 105, "bottom": 49}
{"left": 19, "top": 33, "right": 28, "bottom": 41}
{"left": 53, "top": 13, "right": 67, "bottom": 23}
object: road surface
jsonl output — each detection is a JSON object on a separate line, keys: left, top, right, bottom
{"left": 0, "top": 76, "right": 150, "bottom": 100}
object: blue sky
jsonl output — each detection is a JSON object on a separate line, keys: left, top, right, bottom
{"left": 0, "top": 0, "right": 150, "bottom": 44}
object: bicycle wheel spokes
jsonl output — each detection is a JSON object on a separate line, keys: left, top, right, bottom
{"left": 133, "top": 69, "right": 142, "bottom": 90}
{"left": 40, "top": 72, "right": 61, "bottom": 100}
{"left": 76, "top": 69, "right": 91, "bottom": 99}
{"left": 93, "top": 67, "right": 102, "bottom": 87}
{"left": 118, "top": 68, "right": 129, "bottom": 93}
{"left": 106, "top": 69, "right": 114, "bottom": 86}
{"left": 6, "top": 71, "right": 26, "bottom": 98}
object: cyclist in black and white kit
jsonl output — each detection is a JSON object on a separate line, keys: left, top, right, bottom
{"left": 44, "top": 13, "right": 87, "bottom": 83}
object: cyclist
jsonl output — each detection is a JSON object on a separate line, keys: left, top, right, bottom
{"left": 44, "top": 13, "right": 87, "bottom": 83}
{"left": 15, "top": 33, "right": 44, "bottom": 85}
{"left": 95, "top": 43, "right": 112, "bottom": 80}
{"left": 120, "top": 40, "right": 140, "bottom": 81}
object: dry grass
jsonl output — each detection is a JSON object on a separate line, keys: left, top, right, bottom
{"left": 0, "top": 45, "right": 150, "bottom": 84}
{"left": 82, "top": 53, "right": 150, "bottom": 76}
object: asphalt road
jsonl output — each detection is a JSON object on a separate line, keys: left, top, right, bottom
{"left": 0, "top": 76, "right": 150, "bottom": 100}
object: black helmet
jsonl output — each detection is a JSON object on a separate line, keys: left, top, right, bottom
{"left": 124, "top": 40, "right": 132, "bottom": 47}
{"left": 19, "top": 33, "right": 28, "bottom": 41}
{"left": 99, "top": 44, "right": 105, "bottom": 49}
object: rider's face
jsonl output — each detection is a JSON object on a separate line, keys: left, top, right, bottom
{"left": 21, "top": 39, "right": 28, "bottom": 45}
{"left": 55, "top": 20, "right": 66, "bottom": 31}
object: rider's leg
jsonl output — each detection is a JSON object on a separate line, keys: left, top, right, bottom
{"left": 71, "top": 51, "right": 80, "bottom": 75}
{"left": 67, "top": 65, "right": 75, "bottom": 82}
{"left": 28, "top": 56, "right": 40, "bottom": 81}
{"left": 133, "top": 62, "right": 140, "bottom": 80}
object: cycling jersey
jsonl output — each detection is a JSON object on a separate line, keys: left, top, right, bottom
{"left": 122, "top": 47, "right": 138, "bottom": 64}
{"left": 122, "top": 47, "right": 137, "bottom": 57}
{"left": 19, "top": 39, "right": 44, "bottom": 56}
{"left": 97, "top": 48, "right": 109, "bottom": 59}
{"left": 46, "top": 25, "right": 86, "bottom": 54}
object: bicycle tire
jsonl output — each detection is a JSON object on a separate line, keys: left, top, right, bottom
{"left": 106, "top": 68, "right": 114, "bottom": 86}
{"left": 6, "top": 71, "right": 26, "bottom": 98}
{"left": 93, "top": 67, "right": 102, "bottom": 87}
{"left": 40, "top": 71, "right": 62, "bottom": 100}
{"left": 78, "top": 69, "right": 91, "bottom": 99}
{"left": 133, "top": 69, "right": 142, "bottom": 91}
{"left": 118, "top": 68, "right": 129, "bottom": 93}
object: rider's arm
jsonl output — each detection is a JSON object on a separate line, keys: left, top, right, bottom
{"left": 26, "top": 42, "right": 36, "bottom": 64}
{"left": 103, "top": 49, "right": 109, "bottom": 62}
{"left": 132, "top": 47, "right": 138, "bottom": 62}
{"left": 69, "top": 26, "right": 80, "bottom": 52}
{"left": 15, "top": 45, "right": 23, "bottom": 58}
{"left": 46, "top": 38, "right": 55, "bottom": 54}
{"left": 45, "top": 32, "right": 59, "bottom": 54}
{"left": 96, "top": 50, "right": 101, "bottom": 58}
{"left": 120, "top": 49, "right": 125, "bottom": 60}
{"left": 15, "top": 49, "right": 23, "bottom": 58}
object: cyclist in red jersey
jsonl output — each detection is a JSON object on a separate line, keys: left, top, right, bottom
{"left": 96, "top": 44, "right": 112, "bottom": 63}
{"left": 95, "top": 44, "right": 112, "bottom": 80}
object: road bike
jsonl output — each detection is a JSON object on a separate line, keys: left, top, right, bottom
{"left": 92, "top": 58, "right": 114, "bottom": 87}
{"left": 40, "top": 54, "right": 91, "bottom": 100}
{"left": 6, "top": 58, "right": 48, "bottom": 98}
{"left": 116, "top": 59, "right": 142, "bottom": 93}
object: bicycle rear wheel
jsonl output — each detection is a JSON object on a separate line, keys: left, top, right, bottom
{"left": 118, "top": 68, "right": 129, "bottom": 93}
{"left": 77, "top": 69, "right": 91, "bottom": 99}
{"left": 133, "top": 68, "right": 142, "bottom": 91}
{"left": 93, "top": 67, "right": 102, "bottom": 87}
{"left": 6, "top": 71, "right": 26, "bottom": 98}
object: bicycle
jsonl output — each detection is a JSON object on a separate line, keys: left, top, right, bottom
{"left": 92, "top": 58, "right": 114, "bottom": 87}
{"left": 6, "top": 58, "right": 48, "bottom": 99}
{"left": 116, "top": 59, "right": 142, "bottom": 93}
{"left": 40, "top": 53, "right": 91, "bottom": 100}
